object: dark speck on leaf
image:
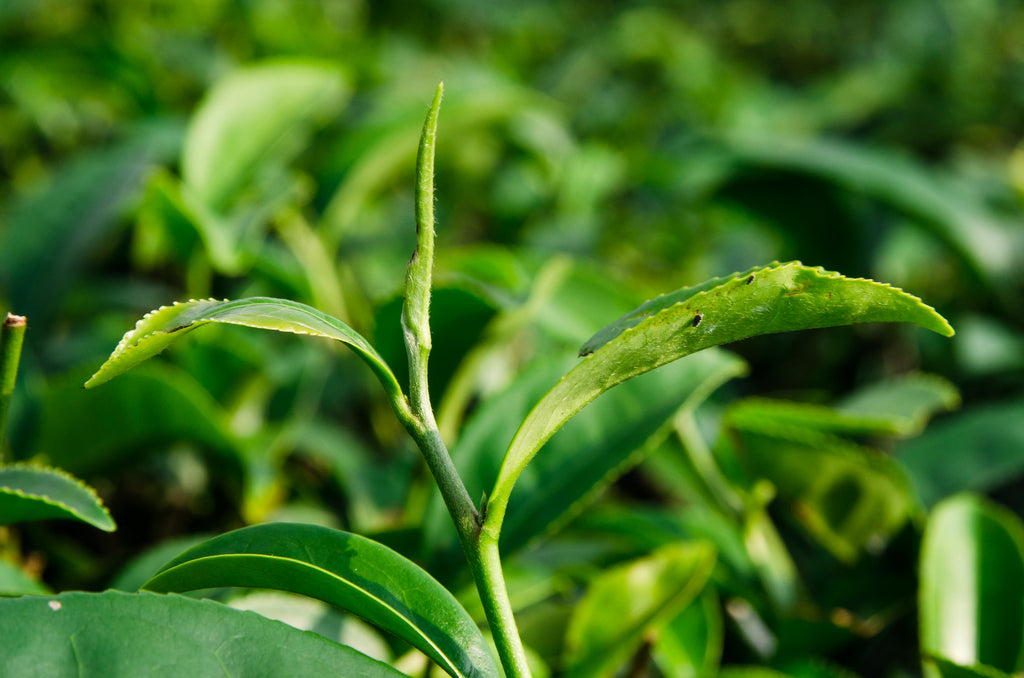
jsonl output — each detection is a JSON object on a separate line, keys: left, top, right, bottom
{"left": 746, "top": 275, "right": 755, "bottom": 285}
{"left": 692, "top": 314, "right": 703, "bottom": 327}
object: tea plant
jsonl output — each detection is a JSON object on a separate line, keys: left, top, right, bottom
{"left": 4, "top": 83, "right": 1019, "bottom": 678}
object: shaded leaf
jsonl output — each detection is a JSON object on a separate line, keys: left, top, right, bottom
{"left": 897, "top": 399, "right": 1024, "bottom": 508}
{"left": 927, "top": 656, "right": 1014, "bottom": 678}
{"left": 835, "top": 373, "right": 960, "bottom": 437}
{"left": 727, "top": 404, "right": 914, "bottom": 563}
{"left": 0, "top": 464, "right": 114, "bottom": 531}
{"left": 0, "top": 590, "right": 405, "bottom": 677}
{"left": 144, "top": 523, "right": 499, "bottom": 678}
{"left": 564, "top": 542, "right": 716, "bottom": 678}
{"left": 42, "top": 364, "right": 233, "bottom": 475}
{"left": 489, "top": 262, "right": 952, "bottom": 533}
{"left": 84, "top": 297, "right": 404, "bottom": 408}
{"left": 920, "top": 494, "right": 1024, "bottom": 675}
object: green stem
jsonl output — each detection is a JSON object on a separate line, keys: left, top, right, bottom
{"left": 1, "top": 313, "right": 27, "bottom": 462}
{"left": 395, "top": 83, "right": 532, "bottom": 678}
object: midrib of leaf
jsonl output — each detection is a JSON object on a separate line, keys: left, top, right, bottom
{"left": 484, "top": 261, "right": 954, "bottom": 540}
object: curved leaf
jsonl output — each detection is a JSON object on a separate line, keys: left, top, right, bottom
{"left": 144, "top": 523, "right": 499, "bottom": 678}
{"left": 920, "top": 494, "right": 1024, "bottom": 676}
{"left": 564, "top": 542, "right": 716, "bottom": 678}
{"left": 488, "top": 262, "right": 953, "bottom": 531}
{"left": 0, "top": 465, "right": 114, "bottom": 531}
{"left": 651, "top": 588, "right": 724, "bottom": 678}
{"left": 84, "top": 297, "right": 405, "bottom": 407}
{"left": 0, "top": 590, "right": 405, "bottom": 677}
{"left": 183, "top": 60, "right": 349, "bottom": 212}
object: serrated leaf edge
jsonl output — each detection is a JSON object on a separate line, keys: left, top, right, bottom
{"left": 0, "top": 463, "right": 116, "bottom": 531}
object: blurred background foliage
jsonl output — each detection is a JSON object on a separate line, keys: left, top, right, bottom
{"left": 1, "top": 1, "right": 1024, "bottom": 676}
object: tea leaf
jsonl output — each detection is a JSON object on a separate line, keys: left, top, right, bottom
{"left": 920, "top": 494, "right": 1024, "bottom": 675}
{"left": 564, "top": 542, "right": 716, "bottom": 678}
{"left": 488, "top": 262, "right": 953, "bottom": 533}
{"left": 182, "top": 60, "right": 349, "bottom": 212}
{"left": 85, "top": 297, "right": 405, "bottom": 408}
{"left": 0, "top": 590, "right": 405, "bottom": 677}
{"left": 145, "top": 523, "right": 499, "bottom": 678}
{"left": 0, "top": 465, "right": 115, "bottom": 531}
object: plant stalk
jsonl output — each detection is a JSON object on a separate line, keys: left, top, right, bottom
{"left": 0, "top": 313, "right": 27, "bottom": 462}
{"left": 397, "top": 83, "right": 532, "bottom": 678}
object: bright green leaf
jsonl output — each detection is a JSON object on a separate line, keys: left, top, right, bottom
{"left": 489, "top": 261, "right": 951, "bottom": 536}
{"left": 651, "top": 588, "right": 723, "bottom": 678}
{"left": 0, "top": 590, "right": 405, "bottom": 677}
{"left": 182, "top": 60, "right": 349, "bottom": 212}
{"left": 920, "top": 494, "right": 1024, "bottom": 676}
{"left": 144, "top": 523, "right": 499, "bottom": 678}
{"left": 0, "top": 465, "right": 114, "bottom": 531}
{"left": 84, "top": 297, "right": 405, "bottom": 408}
{"left": 564, "top": 542, "right": 716, "bottom": 678}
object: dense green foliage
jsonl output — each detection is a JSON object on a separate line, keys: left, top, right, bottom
{"left": 2, "top": 2, "right": 1023, "bottom": 677}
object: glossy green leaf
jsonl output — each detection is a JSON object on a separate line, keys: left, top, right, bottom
{"left": 564, "top": 542, "right": 716, "bottom": 678}
{"left": 718, "top": 670, "right": 790, "bottom": 678}
{"left": 897, "top": 399, "right": 1024, "bottom": 508}
{"left": 927, "top": 656, "right": 1014, "bottom": 678}
{"left": 651, "top": 588, "right": 723, "bottom": 678}
{"left": 920, "top": 494, "right": 1024, "bottom": 676}
{"left": 488, "top": 261, "right": 952, "bottom": 533}
{"left": 84, "top": 297, "right": 405, "bottom": 408}
{"left": 0, "top": 465, "right": 114, "bottom": 531}
{"left": 727, "top": 404, "right": 914, "bottom": 563}
{"left": 779, "top": 660, "right": 864, "bottom": 678}
{"left": 0, "top": 590, "right": 405, "bottom": 677}
{"left": 144, "top": 523, "right": 499, "bottom": 678}
{"left": 182, "top": 60, "right": 349, "bottom": 212}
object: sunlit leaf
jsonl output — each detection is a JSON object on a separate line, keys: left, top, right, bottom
{"left": 84, "top": 297, "right": 404, "bottom": 407}
{"left": 144, "top": 523, "right": 499, "bottom": 678}
{"left": 0, "top": 590, "right": 405, "bottom": 677}
{"left": 0, "top": 465, "right": 114, "bottom": 531}
{"left": 927, "top": 656, "right": 1014, "bottom": 678}
{"left": 564, "top": 542, "right": 716, "bottom": 678}
{"left": 488, "top": 261, "right": 951, "bottom": 534}
{"left": 920, "top": 494, "right": 1024, "bottom": 676}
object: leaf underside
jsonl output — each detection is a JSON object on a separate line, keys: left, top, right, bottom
{"left": 489, "top": 261, "right": 954, "bottom": 522}
{"left": 0, "top": 465, "right": 115, "bottom": 531}
{"left": 84, "top": 297, "right": 404, "bottom": 404}
{"left": 144, "top": 522, "right": 499, "bottom": 678}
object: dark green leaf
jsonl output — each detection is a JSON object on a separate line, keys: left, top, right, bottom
{"left": 0, "top": 464, "right": 114, "bottom": 531}
{"left": 0, "top": 590, "right": 405, "bottom": 677}
{"left": 927, "top": 656, "right": 1014, "bottom": 678}
{"left": 897, "top": 399, "right": 1024, "bottom": 508}
{"left": 920, "top": 494, "right": 1024, "bottom": 674}
{"left": 144, "top": 523, "right": 499, "bottom": 678}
